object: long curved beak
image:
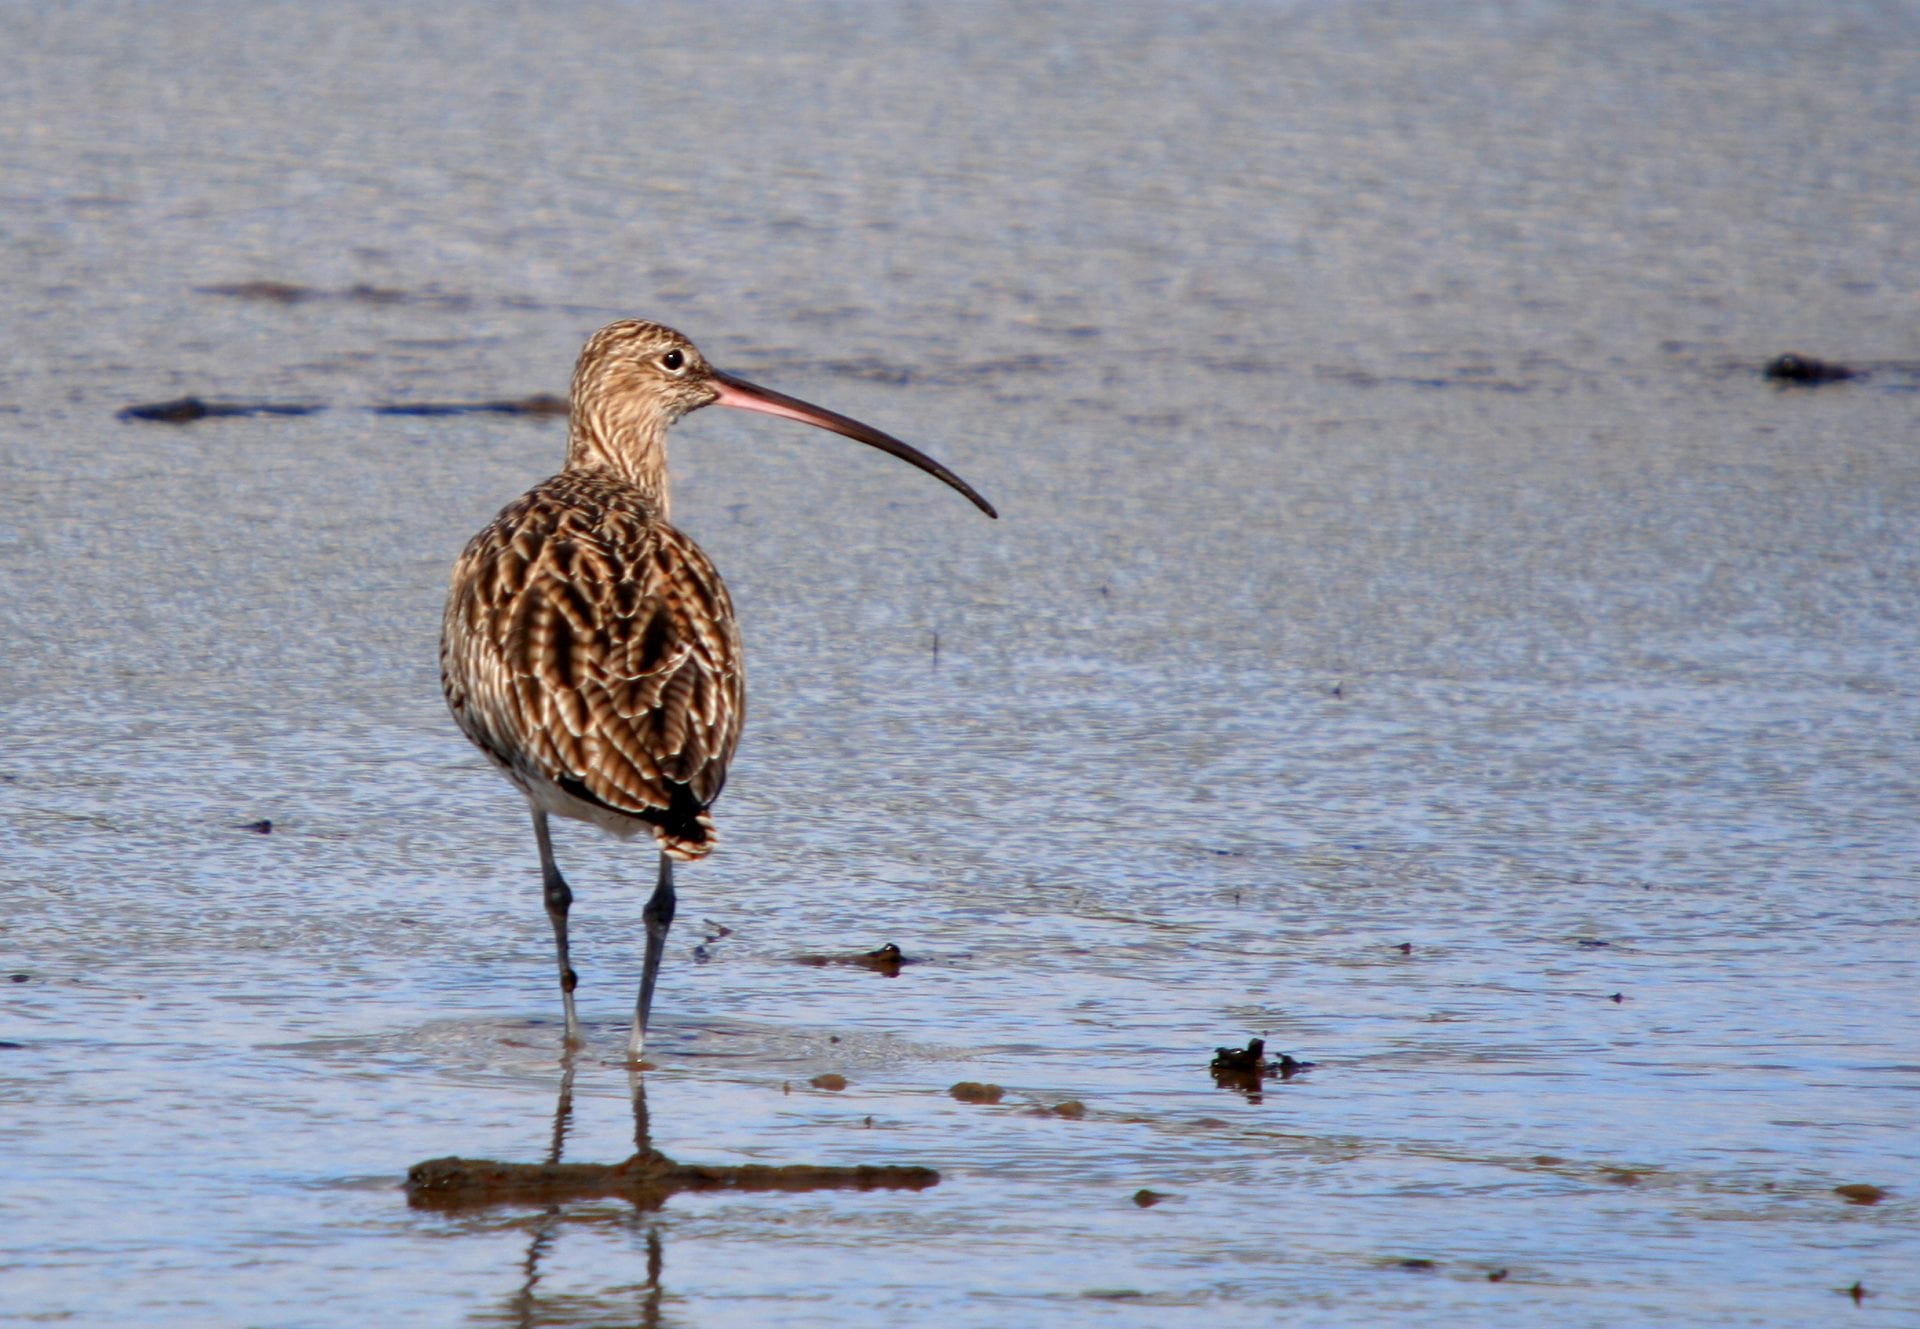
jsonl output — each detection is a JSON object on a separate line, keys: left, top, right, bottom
{"left": 710, "top": 369, "right": 998, "bottom": 519}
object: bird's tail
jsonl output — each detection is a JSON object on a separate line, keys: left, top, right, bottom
{"left": 650, "top": 783, "right": 717, "bottom": 862}
{"left": 657, "top": 815, "right": 716, "bottom": 862}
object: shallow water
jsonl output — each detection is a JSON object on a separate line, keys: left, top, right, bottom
{"left": 3, "top": 2, "right": 1918, "bottom": 1325}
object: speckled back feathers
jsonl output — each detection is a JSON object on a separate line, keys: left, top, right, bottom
{"left": 441, "top": 469, "right": 744, "bottom": 859}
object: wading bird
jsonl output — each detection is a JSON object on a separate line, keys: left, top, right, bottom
{"left": 441, "top": 321, "right": 996, "bottom": 1059}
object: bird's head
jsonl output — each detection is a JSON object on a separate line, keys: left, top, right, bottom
{"left": 566, "top": 319, "right": 997, "bottom": 519}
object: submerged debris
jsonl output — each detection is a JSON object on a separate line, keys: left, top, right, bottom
{"left": 196, "top": 281, "right": 472, "bottom": 308}
{"left": 406, "top": 1149, "right": 937, "bottom": 1211}
{"left": 372, "top": 395, "right": 567, "bottom": 418}
{"left": 1209, "top": 1038, "right": 1316, "bottom": 1093}
{"left": 948, "top": 1081, "right": 1004, "bottom": 1105}
{"left": 120, "top": 395, "right": 565, "bottom": 425}
{"left": 1764, "top": 353, "right": 1858, "bottom": 384}
{"left": 1017, "top": 1098, "right": 1088, "bottom": 1120}
{"left": 1833, "top": 1183, "right": 1886, "bottom": 1206}
{"left": 196, "top": 280, "right": 317, "bottom": 303}
{"left": 795, "top": 942, "right": 910, "bottom": 976}
{"left": 118, "top": 397, "right": 324, "bottom": 424}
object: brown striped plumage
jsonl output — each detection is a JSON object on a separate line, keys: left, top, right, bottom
{"left": 439, "top": 320, "right": 996, "bottom": 1060}
{"left": 442, "top": 469, "right": 744, "bottom": 860}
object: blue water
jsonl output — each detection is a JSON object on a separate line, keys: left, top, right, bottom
{"left": 2, "top": 3, "right": 1916, "bottom": 1325}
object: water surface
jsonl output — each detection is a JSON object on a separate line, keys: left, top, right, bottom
{"left": 2, "top": 3, "right": 1917, "bottom": 1325}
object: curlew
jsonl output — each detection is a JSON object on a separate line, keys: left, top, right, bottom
{"left": 441, "top": 321, "right": 996, "bottom": 1059}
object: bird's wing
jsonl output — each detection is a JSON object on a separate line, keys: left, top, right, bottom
{"left": 442, "top": 480, "right": 745, "bottom": 851}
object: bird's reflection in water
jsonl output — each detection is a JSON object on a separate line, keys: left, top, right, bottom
{"left": 495, "top": 1061, "right": 666, "bottom": 1329}
{"left": 411, "top": 1056, "right": 937, "bottom": 1327}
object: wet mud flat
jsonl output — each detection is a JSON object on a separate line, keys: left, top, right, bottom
{"left": 6, "top": 2, "right": 1920, "bottom": 1326}
{"left": 19, "top": 308, "right": 1920, "bottom": 1329}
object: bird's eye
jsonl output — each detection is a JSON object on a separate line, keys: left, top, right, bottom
{"left": 660, "top": 349, "right": 686, "bottom": 373}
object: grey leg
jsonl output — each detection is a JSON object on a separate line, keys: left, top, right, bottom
{"left": 631, "top": 851, "right": 676, "bottom": 1060}
{"left": 531, "top": 809, "right": 582, "bottom": 1047}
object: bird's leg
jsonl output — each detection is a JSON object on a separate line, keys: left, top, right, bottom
{"left": 531, "top": 809, "right": 583, "bottom": 1047}
{"left": 631, "top": 851, "right": 677, "bottom": 1060}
